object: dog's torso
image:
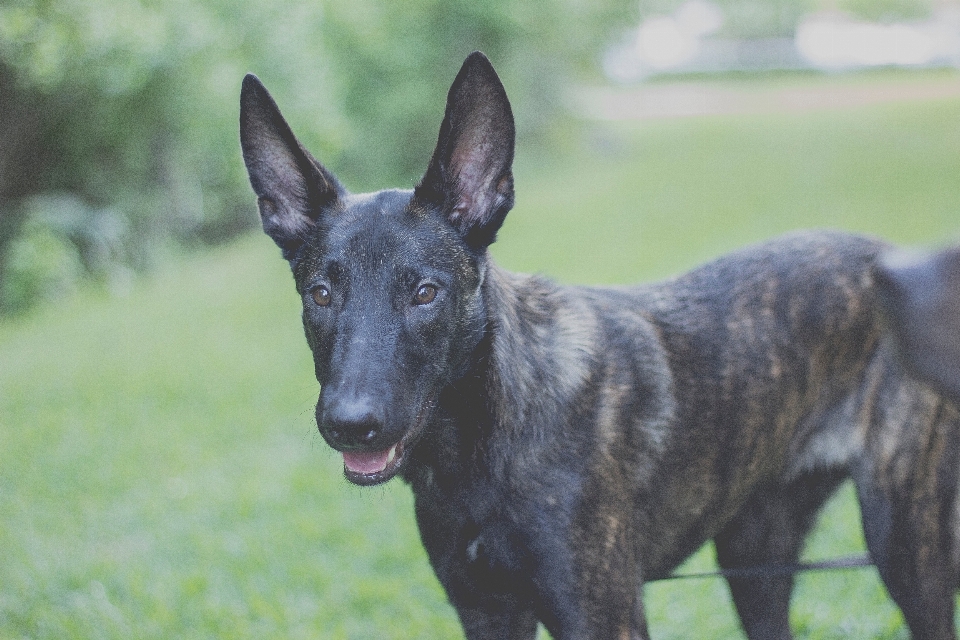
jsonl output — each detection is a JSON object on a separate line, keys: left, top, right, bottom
{"left": 241, "top": 53, "right": 960, "bottom": 639}
{"left": 403, "top": 230, "right": 942, "bottom": 635}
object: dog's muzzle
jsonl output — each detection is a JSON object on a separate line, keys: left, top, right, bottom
{"left": 319, "top": 393, "right": 435, "bottom": 486}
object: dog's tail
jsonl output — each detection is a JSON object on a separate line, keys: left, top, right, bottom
{"left": 874, "top": 245, "right": 960, "bottom": 402}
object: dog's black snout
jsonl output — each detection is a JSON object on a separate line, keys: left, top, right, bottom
{"left": 320, "top": 395, "right": 384, "bottom": 448}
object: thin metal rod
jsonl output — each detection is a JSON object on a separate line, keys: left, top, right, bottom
{"left": 651, "top": 553, "right": 873, "bottom": 582}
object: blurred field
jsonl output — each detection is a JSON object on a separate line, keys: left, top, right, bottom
{"left": 3, "top": 73, "right": 960, "bottom": 639}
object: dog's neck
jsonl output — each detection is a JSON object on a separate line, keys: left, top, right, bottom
{"left": 403, "top": 262, "right": 598, "bottom": 487}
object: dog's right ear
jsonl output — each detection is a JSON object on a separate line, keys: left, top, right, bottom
{"left": 240, "top": 74, "right": 343, "bottom": 260}
{"left": 415, "top": 52, "right": 516, "bottom": 251}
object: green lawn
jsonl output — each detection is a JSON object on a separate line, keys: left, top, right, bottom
{"left": 3, "top": 76, "right": 960, "bottom": 638}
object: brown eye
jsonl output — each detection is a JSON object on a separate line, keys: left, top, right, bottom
{"left": 414, "top": 284, "right": 437, "bottom": 305}
{"left": 311, "top": 285, "right": 331, "bottom": 307}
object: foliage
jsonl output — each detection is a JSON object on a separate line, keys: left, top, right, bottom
{"left": 0, "top": 0, "right": 631, "bottom": 314}
{"left": 314, "top": 0, "right": 632, "bottom": 189}
{"left": 0, "top": 0, "right": 336, "bottom": 311}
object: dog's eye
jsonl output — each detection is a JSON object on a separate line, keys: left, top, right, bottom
{"left": 414, "top": 284, "right": 438, "bottom": 305}
{"left": 311, "top": 285, "right": 331, "bottom": 307}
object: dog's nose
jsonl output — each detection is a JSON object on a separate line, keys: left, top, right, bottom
{"left": 320, "top": 395, "right": 383, "bottom": 449}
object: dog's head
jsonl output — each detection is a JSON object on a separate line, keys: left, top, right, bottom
{"left": 240, "top": 52, "right": 515, "bottom": 485}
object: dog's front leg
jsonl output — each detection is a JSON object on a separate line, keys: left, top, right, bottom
{"left": 413, "top": 483, "right": 541, "bottom": 639}
{"left": 528, "top": 511, "right": 649, "bottom": 640}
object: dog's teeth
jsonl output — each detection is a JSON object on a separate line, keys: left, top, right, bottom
{"left": 387, "top": 445, "right": 398, "bottom": 465}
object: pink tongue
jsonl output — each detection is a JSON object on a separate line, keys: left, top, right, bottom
{"left": 343, "top": 449, "right": 391, "bottom": 474}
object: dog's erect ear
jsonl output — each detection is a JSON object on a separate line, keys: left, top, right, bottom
{"left": 415, "top": 52, "right": 516, "bottom": 250}
{"left": 240, "top": 74, "right": 343, "bottom": 260}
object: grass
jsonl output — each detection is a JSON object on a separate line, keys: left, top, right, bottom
{"left": 3, "top": 74, "right": 960, "bottom": 638}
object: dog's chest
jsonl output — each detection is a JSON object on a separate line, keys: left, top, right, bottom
{"left": 410, "top": 465, "right": 541, "bottom": 606}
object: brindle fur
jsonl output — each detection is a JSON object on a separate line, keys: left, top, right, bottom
{"left": 240, "top": 52, "right": 960, "bottom": 639}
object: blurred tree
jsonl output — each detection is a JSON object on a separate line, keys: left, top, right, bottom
{"left": 316, "top": 0, "right": 632, "bottom": 189}
{"left": 0, "top": 0, "right": 631, "bottom": 313}
{"left": 0, "top": 0, "right": 339, "bottom": 311}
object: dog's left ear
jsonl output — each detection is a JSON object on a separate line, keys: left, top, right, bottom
{"left": 240, "top": 74, "right": 344, "bottom": 260}
{"left": 415, "top": 51, "right": 516, "bottom": 250}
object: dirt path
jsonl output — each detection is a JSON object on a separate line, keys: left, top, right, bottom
{"left": 576, "top": 74, "right": 960, "bottom": 120}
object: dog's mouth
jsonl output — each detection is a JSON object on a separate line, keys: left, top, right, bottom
{"left": 339, "top": 398, "right": 434, "bottom": 486}
{"left": 342, "top": 440, "right": 407, "bottom": 486}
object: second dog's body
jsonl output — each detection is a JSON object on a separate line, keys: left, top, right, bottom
{"left": 240, "top": 53, "right": 960, "bottom": 638}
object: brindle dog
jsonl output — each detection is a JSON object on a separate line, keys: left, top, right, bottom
{"left": 240, "top": 52, "right": 960, "bottom": 639}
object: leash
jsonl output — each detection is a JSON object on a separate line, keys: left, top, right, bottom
{"left": 651, "top": 553, "right": 873, "bottom": 582}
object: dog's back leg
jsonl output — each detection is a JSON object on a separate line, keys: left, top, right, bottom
{"left": 714, "top": 469, "right": 847, "bottom": 640}
{"left": 854, "top": 364, "right": 960, "bottom": 639}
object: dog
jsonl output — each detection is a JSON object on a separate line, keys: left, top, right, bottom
{"left": 240, "top": 52, "right": 960, "bottom": 639}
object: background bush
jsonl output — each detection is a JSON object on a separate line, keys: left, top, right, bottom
{"left": 0, "top": 0, "right": 631, "bottom": 314}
